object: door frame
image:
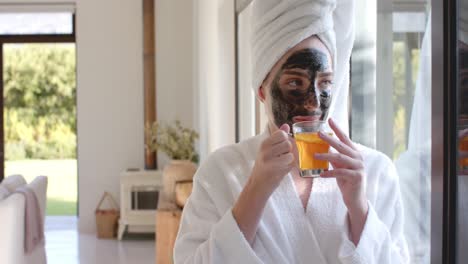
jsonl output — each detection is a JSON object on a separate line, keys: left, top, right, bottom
{"left": 432, "top": 0, "right": 458, "bottom": 263}
{"left": 0, "top": 15, "right": 75, "bottom": 182}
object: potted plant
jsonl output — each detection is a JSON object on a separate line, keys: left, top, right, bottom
{"left": 145, "top": 120, "right": 199, "bottom": 207}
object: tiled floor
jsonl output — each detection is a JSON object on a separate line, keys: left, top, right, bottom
{"left": 45, "top": 217, "right": 155, "bottom": 264}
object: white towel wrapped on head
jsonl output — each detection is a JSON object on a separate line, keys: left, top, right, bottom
{"left": 249, "top": 0, "right": 355, "bottom": 134}
{"left": 251, "top": 0, "right": 337, "bottom": 91}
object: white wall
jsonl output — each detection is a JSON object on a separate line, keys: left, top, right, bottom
{"left": 237, "top": 4, "right": 256, "bottom": 141}
{"left": 155, "top": 0, "right": 195, "bottom": 167}
{"left": 77, "top": 0, "right": 198, "bottom": 233}
{"left": 196, "top": 0, "right": 236, "bottom": 161}
{"left": 75, "top": 0, "right": 145, "bottom": 233}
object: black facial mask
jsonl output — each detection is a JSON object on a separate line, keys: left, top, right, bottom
{"left": 270, "top": 48, "right": 332, "bottom": 128}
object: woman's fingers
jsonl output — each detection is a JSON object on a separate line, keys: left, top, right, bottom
{"left": 267, "top": 129, "right": 289, "bottom": 145}
{"left": 459, "top": 128, "right": 468, "bottom": 139}
{"left": 315, "top": 153, "right": 363, "bottom": 170}
{"left": 320, "top": 168, "right": 362, "bottom": 179}
{"left": 273, "top": 152, "right": 294, "bottom": 166}
{"left": 269, "top": 140, "right": 292, "bottom": 159}
{"left": 318, "top": 131, "right": 358, "bottom": 159}
{"left": 328, "top": 118, "right": 357, "bottom": 151}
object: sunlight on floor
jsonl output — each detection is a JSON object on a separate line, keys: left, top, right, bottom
{"left": 45, "top": 217, "right": 155, "bottom": 264}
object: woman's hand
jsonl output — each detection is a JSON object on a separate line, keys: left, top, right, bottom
{"left": 315, "top": 118, "right": 368, "bottom": 245}
{"left": 249, "top": 123, "right": 295, "bottom": 195}
{"left": 233, "top": 123, "right": 294, "bottom": 244}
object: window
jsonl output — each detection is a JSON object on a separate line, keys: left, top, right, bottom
{"left": 351, "top": 1, "right": 431, "bottom": 263}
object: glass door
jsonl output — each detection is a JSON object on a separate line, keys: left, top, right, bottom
{"left": 457, "top": 0, "right": 468, "bottom": 262}
{"left": 235, "top": 0, "right": 464, "bottom": 262}
{"left": 351, "top": 1, "right": 432, "bottom": 262}
{"left": 433, "top": 0, "right": 461, "bottom": 262}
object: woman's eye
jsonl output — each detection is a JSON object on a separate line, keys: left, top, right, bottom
{"left": 317, "top": 80, "right": 333, "bottom": 90}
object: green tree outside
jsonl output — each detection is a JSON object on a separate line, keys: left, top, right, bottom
{"left": 3, "top": 44, "right": 76, "bottom": 160}
{"left": 392, "top": 39, "right": 421, "bottom": 160}
{"left": 3, "top": 44, "right": 77, "bottom": 216}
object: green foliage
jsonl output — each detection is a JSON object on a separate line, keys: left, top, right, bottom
{"left": 3, "top": 44, "right": 76, "bottom": 160}
{"left": 392, "top": 40, "right": 421, "bottom": 160}
{"left": 145, "top": 120, "right": 199, "bottom": 163}
{"left": 393, "top": 42, "right": 407, "bottom": 160}
{"left": 5, "top": 142, "right": 26, "bottom": 160}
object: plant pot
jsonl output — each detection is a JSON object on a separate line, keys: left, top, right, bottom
{"left": 163, "top": 160, "right": 197, "bottom": 204}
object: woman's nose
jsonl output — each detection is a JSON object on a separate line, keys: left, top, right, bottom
{"left": 303, "top": 93, "right": 320, "bottom": 111}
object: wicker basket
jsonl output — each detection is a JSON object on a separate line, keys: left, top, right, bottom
{"left": 95, "top": 192, "right": 120, "bottom": 239}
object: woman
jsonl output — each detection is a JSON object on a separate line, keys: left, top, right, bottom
{"left": 174, "top": 0, "right": 409, "bottom": 263}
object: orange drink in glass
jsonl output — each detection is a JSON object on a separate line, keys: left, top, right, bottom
{"left": 459, "top": 135, "right": 468, "bottom": 170}
{"left": 459, "top": 118, "right": 468, "bottom": 171}
{"left": 292, "top": 121, "right": 331, "bottom": 177}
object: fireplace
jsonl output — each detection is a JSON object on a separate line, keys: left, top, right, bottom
{"left": 118, "top": 169, "right": 163, "bottom": 240}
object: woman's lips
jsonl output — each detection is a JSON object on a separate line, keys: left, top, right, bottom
{"left": 292, "top": 115, "right": 321, "bottom": 123}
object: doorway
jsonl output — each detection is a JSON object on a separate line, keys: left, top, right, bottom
{"left": 0, "top": 12, "right": 76, "bottom": 217}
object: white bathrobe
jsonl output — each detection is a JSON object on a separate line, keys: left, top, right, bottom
{"left": 174, "top": 129, "right": 410, "bottom": 264}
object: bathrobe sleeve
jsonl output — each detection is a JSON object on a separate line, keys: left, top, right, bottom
{"left": 338, "top": 156, "right": 410, "bottom": 264}
{"left": 173, "top": 153, "right": 263, "bottom": 264}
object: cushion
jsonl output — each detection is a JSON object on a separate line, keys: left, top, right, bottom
{"left": 1, "top": 174, "right": 27, "bottom": 192}
{"left": 0, "top": 185, "right": 10, "bottom": 201}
